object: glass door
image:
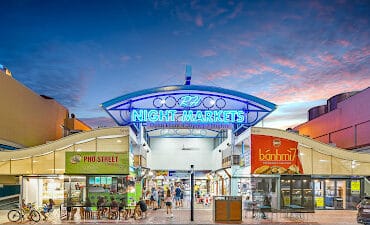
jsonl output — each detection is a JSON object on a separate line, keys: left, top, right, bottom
{"left": 280, "top": 178, "right": 291, "bottom": 208}
{"left": 314, "top": 180, "right": 324, "bottom": 209}
{"left": 325, "top": 180, "right": 335, "bottom": 209}
{"left": 335, "top": 180, "right": 346, "bottom": 209}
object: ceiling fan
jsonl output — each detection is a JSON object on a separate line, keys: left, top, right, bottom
{"left": 181, "top": 144, "right": 200, "bottom": 151}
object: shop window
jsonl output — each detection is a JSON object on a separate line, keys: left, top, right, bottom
{"left": 33, "top": 153, "right": 54, "bottom": 174}
{"left": 86, "top": 176, "right": 129, "bottom": 207}
{"left": 11, "top": 158, "right": 32, "bottom": 174}
{"left": 0, "top": 160, "right": 10, "bottom": 174}
{"left": 75, "top": 139, "right": 96, "bottom": 152}
{"left": 97, "top": 137, "right": 128, "bottom": 152}
{"left": 64, "top": 176, "right": 86, "bottom": 206}
{"left": 280, "top": 175, "right": 314, "bottom": 212}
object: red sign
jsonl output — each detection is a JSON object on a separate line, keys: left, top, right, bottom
{"left": 251, "top": 134, "right": 303, "bottom": 174}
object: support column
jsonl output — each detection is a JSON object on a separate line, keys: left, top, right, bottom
{"left": 190, "top": 164, "right": 194, "bottom": 221}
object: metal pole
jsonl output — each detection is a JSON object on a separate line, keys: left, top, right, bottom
{"left": 190, "top": 164, "right": 194, "bottom": 221}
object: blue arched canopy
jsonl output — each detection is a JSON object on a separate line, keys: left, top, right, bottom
{"left": 101, "top": 85, "right": 276, "bottom": 131}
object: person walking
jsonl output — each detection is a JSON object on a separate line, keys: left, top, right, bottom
{"left": 152, "top": 187, "right": 159, "bottom": 210}
{"left": 165, "top": 189, "right": 173, "bottom": 217}
{"left": 174, "top": 184, "right": 182, "bottom": 208}
{"left": 158, "top": 187, "right": 164, "bottom": 208}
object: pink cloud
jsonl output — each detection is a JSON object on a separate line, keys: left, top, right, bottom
{"left": 304, "top": 56, "right": 321, "bottom": 67}
{"left": 243, "top": 68, "right": 261, "bottom": 75}
{"left": 342, "top": 46, "right": 370, "bottom": 64}
{"left": 318, "top": 54, "right": 341, "bottom": 66}
{"left": 238, "top": 40, "right": 251, "bottom": 46}
{"left": 200, "top": 49, "right": 217, "bottom": 57}
{"left": 120, "top": 55, "right": 131, "bottom": 62}
{"left": 195, "top": 14, "right": 204, "bottom": 27}
{"left": 274, "top": 58, "right": 297, "bottom": 69}
{"left": 206, "top": 69, "right": 232, "bottom": 80}
{"left": 337, "top": 39, "right": 351, "bottom": 47}
{"left": 257, "top": 66, "right": 370, "bottom": 104}
{"left": 228, "top": 2, "right": 243, "bottom": 19}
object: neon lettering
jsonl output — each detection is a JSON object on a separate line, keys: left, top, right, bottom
{"left": 131, "top": 109, "right": 245, "bottom": 124}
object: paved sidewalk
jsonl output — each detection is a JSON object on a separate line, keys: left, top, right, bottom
{"left": 0, "top": 209, "right": 358, "bottom": 224}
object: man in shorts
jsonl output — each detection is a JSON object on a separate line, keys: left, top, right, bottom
{"left": 174, "top": 184, "right": 182, "bottom": 208}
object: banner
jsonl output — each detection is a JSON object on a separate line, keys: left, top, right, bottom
{"left": 351, "top": 180, "right": 361, "bottom": 195}
{"left": 65, "top": 152, "right": 129, "bottom": 174}
{"left": 251, "top": 135, "right": 303, "bottom": 174}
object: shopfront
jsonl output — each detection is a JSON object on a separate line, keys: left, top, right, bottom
{"left": 312, "top": 176, "right": 363, "bottom": 210}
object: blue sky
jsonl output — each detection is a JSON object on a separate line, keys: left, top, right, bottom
{"left": 1, "top": 0, "right": 369, "bottom": 129}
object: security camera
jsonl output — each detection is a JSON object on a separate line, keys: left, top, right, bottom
{"left": 146, "top": 150, "right": 149, "bottom": 153}
{"left": 218, "top": 149, "right": 221, "bottom": 153}
{"left": 143, "top": 143, "right": 146, "bottom": 147}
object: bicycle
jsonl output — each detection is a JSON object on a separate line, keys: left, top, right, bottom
{"left": 8, "top": 202, "right": 41, "bottom": 222}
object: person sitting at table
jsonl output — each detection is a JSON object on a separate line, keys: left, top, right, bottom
{"left": 134, "top": 198, "right": 148, "bottom": 219}
{"left": 243, "top": 196, "right": 254, "bottom": 218}
{"left": 261, "top": 195, "right": 271, "bottom": 219}
{"left": 119, "top": 197, "right": 128, "bottom": 220}
{"left": 96, "top": 196, "right": 104, "bottom": 219}
{"left": 109, "top": 197, "right": 119, "bottom": 219}
{"left": 84, "top": 197, "right": 92, "bottom": 219}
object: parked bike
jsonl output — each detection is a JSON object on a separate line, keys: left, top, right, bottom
{"left": 7, "top": 202, "right": 41, "bottom": 222}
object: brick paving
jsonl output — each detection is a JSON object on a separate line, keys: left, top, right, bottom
{"left": 0, "top": 208, "right": 358, "bottom": 224}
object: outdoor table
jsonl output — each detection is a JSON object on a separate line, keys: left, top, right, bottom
{"left": 286, "top": 204, "right": 305, "bottom": 221}
{"left": 258, "top": 205, "right": 272, "bottom": 220}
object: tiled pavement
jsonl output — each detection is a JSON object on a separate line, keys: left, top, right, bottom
{"left": 0, "top": 208, "right": 358, "bottom": 224}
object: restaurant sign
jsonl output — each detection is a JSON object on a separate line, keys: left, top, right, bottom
{"left": 65, "top": 152, "right": 129, "bottom": 174}
{"left": 251, "top": 134, "right": 303, "bottom": 174}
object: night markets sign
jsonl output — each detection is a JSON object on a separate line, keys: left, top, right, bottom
{"left": 65, "top": 152, "right": 128, "bottom": 174}
{"left": 131, "top": 109, "right": 245, "bottom": 123}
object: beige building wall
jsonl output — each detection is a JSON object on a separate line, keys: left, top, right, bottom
{"left": 0, "top": 127, "right": 130, "bottom": 175}
{"left": 0, "top": 71, "right": 69, "bottom": 147}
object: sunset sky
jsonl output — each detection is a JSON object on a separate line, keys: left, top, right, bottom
{"left": 1, "top": 0, "right": 369, "bottom": 129}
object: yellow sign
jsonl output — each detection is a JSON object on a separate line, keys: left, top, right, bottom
{"left": 315, "top": 197, "right": 324, "bottom": 207}
{"left": 351, "top": 180, "right": 360, "bottom": 194}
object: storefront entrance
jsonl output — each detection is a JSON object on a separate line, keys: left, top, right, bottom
{"left": 313, "top": 177, "right": 363, "bottom": 210}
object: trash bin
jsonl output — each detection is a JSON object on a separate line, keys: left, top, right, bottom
{"left": 213, "top": 196, "right": 242, "bottom": 223}
{"left": 335, "top": 198, "right": 343, "bottom": 209}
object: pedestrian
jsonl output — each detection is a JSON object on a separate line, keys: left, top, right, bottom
{"left": 41, "top": 198, "right": 54, "bottom": 221}
{"left": 158, "top": 187, "right": 164, "bottom": 208}
{"left": 152, "top": 187, "right": 159, "bottom": 210}
{"left": 165, "top": 189, "right": 173, "bottom": 217}
{"left": 174, "top": 184, "right": 182, "bottom": 208}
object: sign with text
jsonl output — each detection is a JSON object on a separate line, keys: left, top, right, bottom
{"left": 251, "top": 135, "right": 303, "bottom": 174}
{"left": 65, "top": 152, "right": 129, "bottom": 174}
{"left": 351, "top": 180, "right": 361, "bottom": 195}
{"left": 131, "top": 109, "right": 245, "bottom": 124}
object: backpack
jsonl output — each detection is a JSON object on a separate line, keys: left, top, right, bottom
{"left": 150, "top": 195, "right": 154, "bottom": 201}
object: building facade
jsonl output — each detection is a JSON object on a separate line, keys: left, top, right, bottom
{"left": 294, "top": 87, "right": 370, "bottom": 150}
{"left": 0, "top": 70, "right": 91, "bottom": 150}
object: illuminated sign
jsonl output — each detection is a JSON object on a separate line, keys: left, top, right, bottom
{"left": 179, "top": 96, "right": 201, "bottom": 107}
{"left": 131, "top": 109, "right": 245, "bottom": 123}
